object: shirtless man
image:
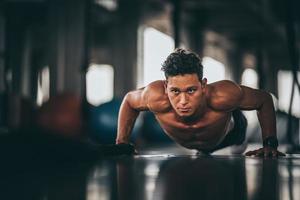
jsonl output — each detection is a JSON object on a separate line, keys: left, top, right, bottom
{"left": 116, "top": 48, "right": 285, "bottom": 157}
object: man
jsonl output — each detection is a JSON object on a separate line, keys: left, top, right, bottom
{"left": 116, "top": 48, "right": 285, "bottom": 157}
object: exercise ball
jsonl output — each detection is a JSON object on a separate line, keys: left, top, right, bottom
{"left": 142, "top": 111, "right": 173, "bottom": 143}
{"left": 88, "top": 98, "right": 142, "bottom": 144}
{"left": 36, "top": 93, "right": 84, "bottom": 140}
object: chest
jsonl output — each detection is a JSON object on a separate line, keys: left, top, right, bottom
{"left": 157, "top": 111, "right": 228, "bottom": 129}
{"left": 154, "top": 111, "right": 232, "bottom": 141}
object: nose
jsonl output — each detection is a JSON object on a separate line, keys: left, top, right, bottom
{"left": 179, "top": 93, "right": 188, "bottom": 106}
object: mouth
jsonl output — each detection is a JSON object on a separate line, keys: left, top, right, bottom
{"left": 178, "top": 108, "right": 191, "bottom": 113}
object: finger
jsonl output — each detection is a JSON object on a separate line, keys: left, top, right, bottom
{"left": 245, "top": 151, "right": 254, "bottom": 156}
{"left": 245, "top": 150, "right": 257, "bottom": 156}
{"left": 278, "top": 151, "right": 286, "bottom": 156}
{"left": 256, "top": 149, "right": 265, "bottom": 157}
{"left": 246, "top": 149, "right": 263, "bottom": 157}
{"left": 251, "top": 151, "right": 263, "bottom": 157}
{"left": 264, "top": 149, "right": 272, "bottom": 157}
{"left": 271, "top": 150, "right": 286, "bottom": 157}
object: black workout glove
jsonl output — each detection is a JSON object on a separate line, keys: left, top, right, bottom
{"left": 115, "top": 143, "right": 137, "bottom": 155}
{"left": 97, "top": 143, "right": 137, "bottom": 156}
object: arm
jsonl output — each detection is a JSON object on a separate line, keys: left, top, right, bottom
{"left": 238, "top": 85, "right": 276, "bottom": 139}
{"left": 116, "top": 88, "right": 149, "bottom": 144}
{"left": 238, "top": 85, "right": 285, "bottom": 157}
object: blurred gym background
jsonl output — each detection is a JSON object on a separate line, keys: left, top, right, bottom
{"left": 0, "top": 0, "right": 299, "bottom": 150}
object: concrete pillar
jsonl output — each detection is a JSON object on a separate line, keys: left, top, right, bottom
{"left": 47, "top": 0, "right": 89, "bottom": 96}
{"left": 112, "top": 1, "right": 140, "bottom": 98}
{"left": 181, "top": 12, "right": 205, "bottom": 58}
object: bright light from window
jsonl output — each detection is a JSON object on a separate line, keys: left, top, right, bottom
{"left": 241, "top": 68, "right": 258, "bottom": 89}
{"left": 95, "top": 0, "right": 117, "bottom": 11}
{"left": 86, "top": 64, "right": 114, "bottom": 106}
{"left": 202, "top": 57, "right": 225, "bottom": 83}
{"left": 142, "top": 27, "right": 174, "bottom": 87}
{"left": 37, "top": 66, "right": 50, "bottom": 106}
{"left": 277, "top": 70, "right": 300, "bottom": 117}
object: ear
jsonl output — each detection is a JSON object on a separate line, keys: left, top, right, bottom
{"left": 201, "top": 78, "right": 207, "bottom": 88}
{"left": 164, "top": 80, "right": 168, "bottom": 93}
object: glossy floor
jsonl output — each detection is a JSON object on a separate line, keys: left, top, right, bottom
{"left": 1, "top": 144, "right": 300, "bottom": 200}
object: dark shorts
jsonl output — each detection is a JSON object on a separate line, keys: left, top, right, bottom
{"left": 207, "top": 109, "right": 248, "bottom": 153}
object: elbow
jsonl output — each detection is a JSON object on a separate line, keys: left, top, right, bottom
{"left": 258, "top": 91, "right": 274, "bottom": 110}
{"left": 264, "top": 91, "right": 273, "bottom": 103}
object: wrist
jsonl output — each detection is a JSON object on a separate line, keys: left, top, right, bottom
{"left": 263, "top": 136, "right": 278, "bottom": 149}
{"left": 116, "top": 138, "right": 129, "bottom": 144}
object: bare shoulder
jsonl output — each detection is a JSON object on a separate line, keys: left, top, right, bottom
{"left": 207, "top": 80, "right": 243, "bottom": 111}
{"left": 144, "top": 80, "right": 171, "bottom": 113}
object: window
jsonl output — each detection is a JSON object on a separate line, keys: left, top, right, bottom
{"left": 277, "top": 70, "right": 300, "bottom": 117}
{"left": 202, "top": 57, "right": 225, "bottom": 83}
{"left": 241, "top": 68, "right": 260, "bottom": 128}
{"left": 95, "top": 0, "right": 117, "bottom": 11}
{"left": 241, "top": 68, "right": 258, "bottom": 89}
{"left": 139, "top": 27, "right": 174, "bottom": 87}
{"left": 86, "top": 64, "right": 114, "bottom": 106}
{"left": 37, "top": 66, "right": 50, "bottom": 106}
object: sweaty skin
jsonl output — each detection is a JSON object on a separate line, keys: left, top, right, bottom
{"left": 116, "top": 74, "right": 285, "bottom": 157}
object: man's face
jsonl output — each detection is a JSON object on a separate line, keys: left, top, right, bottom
{"left": 166, "top": 73, "right": 206, "bottom": 118}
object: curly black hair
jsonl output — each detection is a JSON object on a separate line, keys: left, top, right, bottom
{"left": 161, "top": 48, "right": 203, "bottom": 80}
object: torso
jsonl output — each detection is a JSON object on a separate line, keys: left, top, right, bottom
{"left": 146, "top": 80, "right": 237, "bottom": 151}
{"left": 154, "top": 109, "right": 232, "bottom": 151}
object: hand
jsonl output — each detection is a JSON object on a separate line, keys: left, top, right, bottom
{"left": 116, "top": 143, "right": 138, "bottom": 155}
{"left": 97, "top": 143, "right": 138, "bottom": 156}
{"left": 245, "top": 147, "right": 285, "bottom": 157}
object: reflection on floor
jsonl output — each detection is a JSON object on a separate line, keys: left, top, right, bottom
{"left": 1, "top": 144, "right": 300, "bottom": 200}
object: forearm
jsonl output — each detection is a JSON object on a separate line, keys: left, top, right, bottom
{"left": 256, "top": 92, "right": 277, "bottom": 140}
{"left": 116, "top": 95, "right": 140, "bottom": 144}
{"left": 239, "top": 86, "right": 284, "bottom": 156}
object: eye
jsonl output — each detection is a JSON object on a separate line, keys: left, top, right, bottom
{"left": 187, "top": 88, "right": 196, "bottom": 94}
{"left": 170, "top": 89, "right": 180, "bottom": 94}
